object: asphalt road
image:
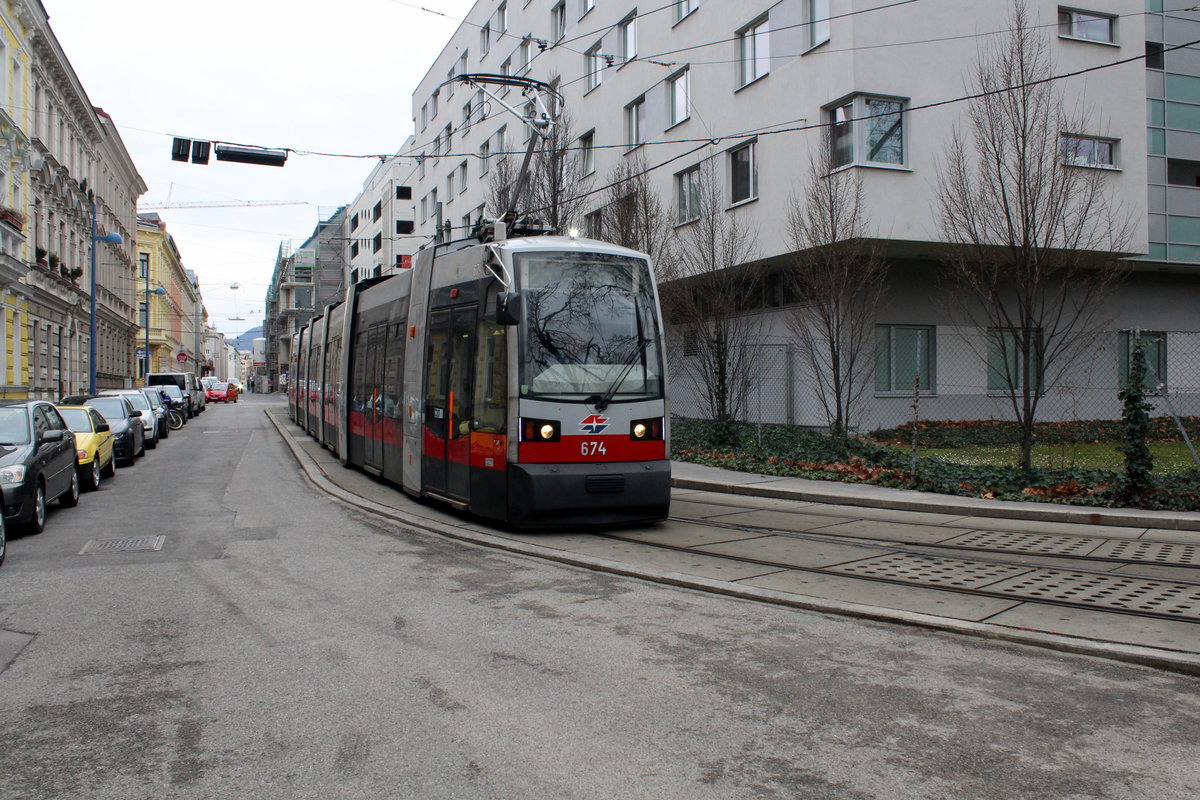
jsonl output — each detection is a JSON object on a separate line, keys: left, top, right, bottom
{"left": 0, "top": 395, "right": 1197, "bottom": 799}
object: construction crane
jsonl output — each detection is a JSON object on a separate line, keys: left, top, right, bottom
{"left": 139, "top": 200, "right": 308, "bottom": 210}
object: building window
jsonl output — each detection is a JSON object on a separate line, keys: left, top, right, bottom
{"left": 737, "top": 16, "right": 770, "bottom": 87}
{"left": 480, "top": 21, "right": 491, "bottom": 54}
{"left": 1146, "top": 41, "right": 1164, "bottom": 70}
{"left": 552, "top": 1, "right": 566, "bottom": 41}
{"left": 501, "top": 57, "right": 511, "bottom": 78}
{"left": 443, "top": 124, "right": 453, "bottom": 153}
{"left": 351, "top": 241, "right": 360, "bottom": 258}
{"left": 458, "top": 161, "right": 469, "bottom": 193}
{"left": 584, "top": 209, "right": 603, "bottom": 239}
{"left": 520, "top": 38, "right": 533, "bottom": 71}
{"left": 875, "top": 325, "right": 934, "bottom": 393}
{"left": 430, "top": 90, "right": 439, "bottom": 120}
{"left": 496, "top": 2, "right": 507, "bottom": 32}
{"left": 586, "top": 43, "right": 605, "bottom": 91}
{"left": 1061, "top": 134, "right": 1117, "bottom": 168}
{"left": 806, "top": 0, "right": 830, "bottom": 49}
{"left": 668, "top": 68, "right": 690, "bottom": 127}
{"left": 420, "top": 102, "right": 429, "bottom": 131}
{"left": 729, "top": 141, "right": 757, "bottom": 204}
{"left": 987, "top": 328, "right": 1043, "bottom": 393}
{"left": 619, "top": 13, "right": 637, "bottom": 63}
{"left": 372, "top": 201, "right": 382, "bottom": 222}
{"left": 495, "top": 126, "right": 507, "bottom": 160}
{"left": 676, "top": 166, "right": 701, "bottom": 224}
{"left": 625, "top": 97, "right": 646, "bottom": 147}
{"left": 826, "top": 94, "right": 906, "bottom": 168}
{"left": 396, "top": 220, "right": 415, "bottom": 234}
{"left": 480, "top": 141, "right": 491, "bottom": 175}
{"left": 139, "top": 301, "right": 148, "bottom": 329}
{"left": 674, "top": 0, "right": 694, "bottom": 23}
{"left": 1119, "top": 331, "right": 1167, "bottom": 391}
{"left": 373, "top": 233, "right": 383, "bottom": 253}
{"left": 580, "top": 130, "right": 595, "bottom": 175}
{"left": 138, "top": 252, "right": 149, "bottom": 279}
{"left": 1058, "top": 8, "right": 1115, "bottom": 43}
{"left": 582, "top": 0, "right": 594, "bottom": 16}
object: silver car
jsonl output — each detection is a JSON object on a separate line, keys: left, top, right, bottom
{"left": 99, "top": 390, "right": 160, "bottom": 450}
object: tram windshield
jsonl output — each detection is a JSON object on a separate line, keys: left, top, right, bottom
{"left": 516, "top": 251, "right": 663, "bottom": 402}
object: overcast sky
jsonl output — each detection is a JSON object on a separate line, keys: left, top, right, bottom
{"left": 41, "top": 0, "right": 475, "bottom": 335}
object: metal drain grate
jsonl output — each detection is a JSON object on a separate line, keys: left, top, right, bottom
{"left": 942, "top": 530, "right": 1102, "bottom": 557}
{"left": 79, "top": 535, "right": 165, "bottom": 555}
{"left": 987, "top": 571, "right": 1200, "bottom": 618}
{"left": 830, "top": 553, "right": 1029, "bottom": 588}
{"left": 1089, "top": 539, "right": 1200, "bottom": 566}
{"left": 829, "top": 552, "right": 1200, "bottom": 620}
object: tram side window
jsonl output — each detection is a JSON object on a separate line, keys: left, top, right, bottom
{"left": 383, "top": 320, "right": 405, "bottom": 418}
{"left": 473, "top": 321, "right": 507, "bottom": 433}
{"left": 426, "top": 329, "right": 450, "bottom": 439}
{"left": 352, "top": 333, "right": 370, "bottom": 414}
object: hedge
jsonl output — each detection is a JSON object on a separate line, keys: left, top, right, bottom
{"left": 868, "top": 416, "right": 1200, "bottom": 448}
{"left": 671, "top": 418, "right": 1200, "bottom": 512}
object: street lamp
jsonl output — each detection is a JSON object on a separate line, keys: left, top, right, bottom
{"left": 89, "top": 199, "right": 124, "bottom": 395}
{"left": 141, "top": 283, "right": 166, "bottom": 381}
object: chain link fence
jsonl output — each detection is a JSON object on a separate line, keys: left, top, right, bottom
{"left": 668, "top": 329, "right": 1200, "bottom": 468}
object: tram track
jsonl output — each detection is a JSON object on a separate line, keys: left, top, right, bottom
{"left": 599, "top": 514, "right": 1200, "bottom": 625}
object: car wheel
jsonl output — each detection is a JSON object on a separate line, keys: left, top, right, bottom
{"left": 0, "top": 514, "right": 6, "bottom": 567}
{"left": 136, "top": 438, "right": 146, "bottom": 458}
{"left": 25, "top": 483, "right": 46, "bottom": 534}
{"left": 146, "top": 434, "right": 157, "bottom": 450}
{"left": 101, "top": 454, "right": 116, "bottom": 479}
{"left": 85, "top": 459, "right": 101, "bottom": 491}
{"left": 60, "top": 471, "right": 80, "bottom": 508}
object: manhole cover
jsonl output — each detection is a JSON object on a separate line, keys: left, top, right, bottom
{"left": 831, "top": 552, "right": 1029, "bottom": 588}
{"left": 942, "top": 530, "right": 1102, "bottom": 557}
{"left": 79, "top": 535, "right": 166, "bottom": 555}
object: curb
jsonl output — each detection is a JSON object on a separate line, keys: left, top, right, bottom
{"left": 264, "top": 409, "right": 1200, "bottom": 676}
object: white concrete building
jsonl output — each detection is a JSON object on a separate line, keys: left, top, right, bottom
{"left": 345, "top": 155, "right": 418, "bottom": 284}
{"left": 401, "top": 0, "right": 1198, "bottom": 430}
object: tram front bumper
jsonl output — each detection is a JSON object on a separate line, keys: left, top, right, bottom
{"left": 508, "top": 460, "right": 671, "bottom": 528}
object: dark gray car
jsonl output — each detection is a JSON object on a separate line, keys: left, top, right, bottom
{"left": 0, "top": 400, "right": 80, "bottom": 534}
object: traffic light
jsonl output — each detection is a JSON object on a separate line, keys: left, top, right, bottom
{"left": 215, "top": 144, "right": 288, "bottom": 167}
{"left": 170, "top": 139, "right": 286, "bottom": 167}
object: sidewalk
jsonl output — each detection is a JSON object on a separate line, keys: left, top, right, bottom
{"left": 264, "top": 407, "right": 1200, "bottom": 675}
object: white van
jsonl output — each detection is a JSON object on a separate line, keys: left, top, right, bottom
{"left": 147, "top": 372, "right": 205, "bottom": 417}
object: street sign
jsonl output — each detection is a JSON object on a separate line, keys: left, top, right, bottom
{"left": 136, "top": 348, "right": 147, "bottom": 357}
{"left": 176, "top": 353, "right": 188, "bottom": 363}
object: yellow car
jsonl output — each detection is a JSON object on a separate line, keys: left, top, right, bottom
{"left": 56, "top": 405, "right": 116, "bottom": 491}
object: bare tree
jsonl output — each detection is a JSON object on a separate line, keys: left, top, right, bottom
{"left": 599, "top": 149, "right": 674, "bottom": 268}
{"left": 485, "top": 147, "right": 519, "bottom": 223}
{"left": 936, "top": 0, "right": 1131, "bottom": 470}
{"left": 526, "top": 111, "right": 591, "bottom": 234}
{"left": 663, "top": 159, "right": 763, "bottom": 433}
{"left": 786, "top": 139, "right": 887, "bottom": 438}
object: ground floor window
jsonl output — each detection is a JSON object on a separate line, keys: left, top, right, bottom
{"left": 1118, "top": 330, "right": 1166, "bottom": 391}
{"left": 875, "top": 324, "right": 934, "bottom": 392}
{"left": 987, "top": 327, "right": 1043, "bottom": 392}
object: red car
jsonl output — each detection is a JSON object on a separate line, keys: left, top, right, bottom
{"left": 205, "top": 382, "right": 239, "bottom": 403}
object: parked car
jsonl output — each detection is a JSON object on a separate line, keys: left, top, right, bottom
{"left": 100, "top": 390, "right": 160, "bottom": 449}
{"left": 201, "top": 376, "right": 218, "bottom": 391}
{"left": 148, "top": 372, "right": 205, "bottom": 418}
{"left": 206, "top": 382, "right": 238, "bottom": 403}
{"left": 0, "top": 400, "right": 80, "bottom": 534}
{"left": 138, "top": 387, "right": 171, "bottom": 440}
{"left": 56, "top": 405, "right": 116, "bottom": 491}
{"left": 62, "top": 395, "right": 145, "bottom": 466}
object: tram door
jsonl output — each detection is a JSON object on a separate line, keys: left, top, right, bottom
{"left": 363, "top": 324, "right": 386, "bottom": 472}
{"left": 423, "top": 306, "right": 476, "bottom": 502}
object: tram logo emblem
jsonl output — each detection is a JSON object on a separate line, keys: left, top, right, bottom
{"left": 579, "top": 414, "right": 609, "bottom": 435}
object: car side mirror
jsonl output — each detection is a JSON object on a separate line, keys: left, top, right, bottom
{"left": 496, "top": 291, "right": 521, "bottom": 326}
{"left": 132, "top": 410, "right": 143, "bottom": 418}
{"left": 96, "top": 422, "right": 110, "bottom": 433}
{"left": 39, "top": 429, "right": 65, "bottom": 443}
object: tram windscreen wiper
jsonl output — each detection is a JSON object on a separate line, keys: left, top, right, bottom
{"left": 589, "top": 337, "right": 649, "bottom": 412}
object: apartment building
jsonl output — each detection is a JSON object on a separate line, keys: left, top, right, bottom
{"left": 135, "top": 214, "right": 204, "bottom": 379}
{"left": 403, "top": 0, "right": 1195, "bottom": 429}
{"left": 0, "top": 1, "right": 145, "bottom": 398}
{"left": 345, "top": 157, "right": 418, "bottom": 283}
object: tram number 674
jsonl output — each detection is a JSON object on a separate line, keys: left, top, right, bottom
{"left": 581, "top": 440, "right": 607, "bottom": 457}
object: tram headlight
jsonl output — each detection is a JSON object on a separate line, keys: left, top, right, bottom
{"left": 521, "top": 417, "right": 560, "bottom": 442}
{"left": 630, "top": 417, "right": 664, "bottom": 441}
